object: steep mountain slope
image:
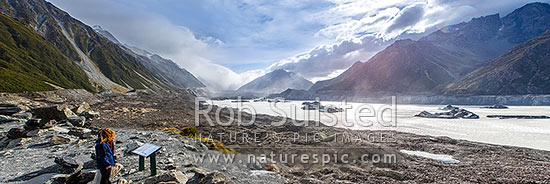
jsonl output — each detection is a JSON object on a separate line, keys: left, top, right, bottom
{"left": 444, "top": 31, "right": 550, "bottom": 95}
{"left": 238, "top": 69, "right": 313, "bottom": 95}
{"left": 310, "top": 39, "right": 479, "bottom": 93}
{"left": 90, "top": 26, "right": 206, "bottom": 90}
{"left": 0, "top": 14, "right": 94, "bottom": 92}
{"left": 311, "top": 2, "right": 550, "bottom": 94}
{"left": 92, "top": 25, "right": 120, "bottom": 44}
{"left": 0, "top": 0, "right": 171, "bottom": 92}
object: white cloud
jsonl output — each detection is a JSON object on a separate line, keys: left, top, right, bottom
{"left": 50, "top": 0, "right": 255, "bottom": 90}
{"left": 265, "top": 36, "right": 388, "bottom": 83}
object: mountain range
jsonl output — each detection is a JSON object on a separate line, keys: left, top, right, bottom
{"left": 0, "top": 0, "right": 205, "bottom": 93}
{"left": 237, "top": 69, "right": 313, "bottom": 95}
{"left": 444, "top": 31, "right": 550, "bottom": 95}
{"left": 305, "top": 2, "right": 550, "bottom": 96}
{"left": 92, "top": 26, "right": 207, "bottom": 95}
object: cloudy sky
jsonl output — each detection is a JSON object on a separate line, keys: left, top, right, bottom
{"left": 49, "top": 0, "right": 546, "bottom": 90}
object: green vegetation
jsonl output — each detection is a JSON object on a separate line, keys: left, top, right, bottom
{"left": 0, "top": 0, "right": 176, "bottom": 92}
{"left": 0, "top": 14, "right": 94, "bottom": 92}
{"left": 162, "top": 127, "right": 236, "bottom": 154}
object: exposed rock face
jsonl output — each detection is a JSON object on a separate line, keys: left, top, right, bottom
{"left": 310, "top": 3, "right": 550, "bottom": 95}
{"left": 238, "top": 69, "right": 313, "bottom": 96}
{"left": 445, "top": 31, "right": 550, "bottom": 95}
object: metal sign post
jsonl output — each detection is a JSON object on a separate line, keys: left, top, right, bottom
{"left": 132, "top": 143, "right": 161, "bottom": 176}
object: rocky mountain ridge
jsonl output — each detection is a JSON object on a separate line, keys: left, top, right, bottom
{"left": 309, "top": 2, "right": 550, "bottom": 95}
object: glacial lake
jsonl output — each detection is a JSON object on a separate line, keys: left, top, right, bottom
{"left": 211, "top": 100, "right": 550, "bottom": 151}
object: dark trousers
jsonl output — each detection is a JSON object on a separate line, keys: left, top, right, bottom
{"left": 99, "top": 168, "right": 112, "bottom": 184}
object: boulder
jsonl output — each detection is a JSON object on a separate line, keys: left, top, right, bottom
{"left": 50, "top": 136, "right": 72, "bottom": 145}
{"left": 143, "top": 171, "right": 189, "bottom": 184}
{"left": 67, "top": 116, "right": 86, "bottom": 127}
{"left": 6, "top": 138, "right": 24, "bottom": 148}
{"left": 199, "top": 171, "right": 235, "bottom": 184}
{"left": 72, "top": 170, "right": 96, "bottom": 184}
{"left": 126, "top": 140, "right": 144, "bottom": 154}
{"left": 25, "top": 119, "right": 54, "bottom": 130}
{"left": 25, "top": 129, "right": 40, "bottom": 137}
{"left": 7, "top": 127, "right": 27, "bottom": 139}
{"left": 80, "top": 110, "right": 100, "bottom": 119}
{"left": 39, "top": 119, "right": 55, "bottom": 129}
{"left": 32, "top": 106, "right": 77, "bottom": 120}
{"left": 51, "top": 126, "right": 70, "bottom": 134}
{"left": 54, "top": 156, "right": 83, "bottom": 174}
{"left": 0, "top": 137, "right": 9, "bottom": 148}
{"left": 68, "top": 128, "right": 93, "bottom": 139}
{"left": 73, "top": 103, "right": 91, "bottom": 114}
{"left": 24, "top": 119, "right": 40, "bottom": 130}
{"left": 10, "top": 112, "right": 32, "bottom": 120}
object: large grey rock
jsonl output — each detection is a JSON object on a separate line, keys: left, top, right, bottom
{"left": 7, "top": 127, "right": 27, "bottom": 139}
{"left": 54, "top": 156, "right": 83, "bottom": 174}
{"left": 24, "top": 119, "right": 40, "bottom": 130}
{"left": 68, "top": 128, "right": 93, "bottom": 139}
{"left": 73, "top": 103, "right": 90, "bottom": 114}
{"left": 25, "top": 129, "right": 40, "bottom": 137}
{"left": 32, "top": 106, "right": 77, "bottom": 120}
{"left": 143, "top": 171, "right": 189, "bottom": 184}
{"left": 67, "top": 116, "right": 86, "bottom": 127}
{"left": 6, "top": 138, "right": 24, "bottom": 148}
{"left": 80, "top": 110, "right": 100, "bottom": 119}
{"left": 24, "top": 119, "right": 54, "bottom": 130}
{"left": 126, "top": 141, "right": 143, "bottom": 154}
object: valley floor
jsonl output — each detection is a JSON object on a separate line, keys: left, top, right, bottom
{"left": 1, "top": 90, "right": 550, "bottom": 183}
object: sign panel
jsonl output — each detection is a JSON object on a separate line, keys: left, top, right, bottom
{"left": 132, "top": 143, "right": 161, "bottom": 157}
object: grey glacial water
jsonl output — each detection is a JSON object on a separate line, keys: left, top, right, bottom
{"left": 212, "top": 100, "right": 550, "bottom": 151}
